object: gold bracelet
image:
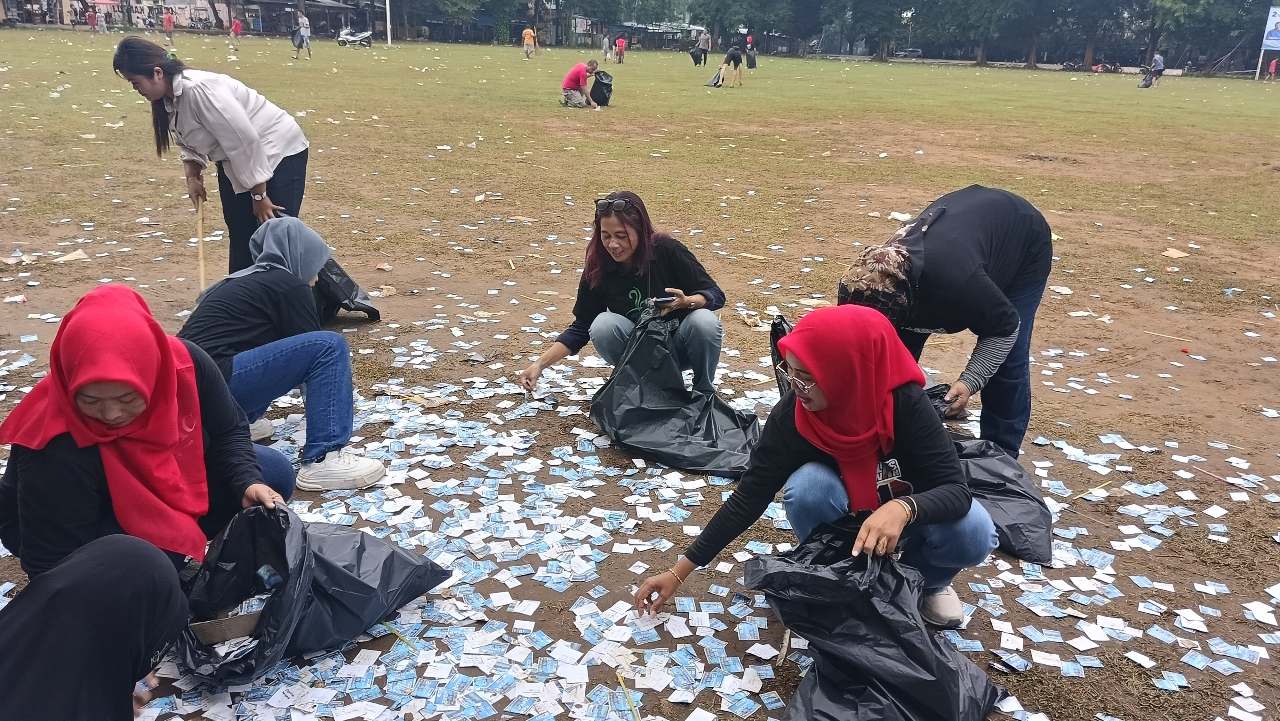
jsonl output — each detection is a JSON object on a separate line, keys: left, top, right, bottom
{"left": 892, "top": 498, "right": 915, "bottom": 524}
{"left": 667, "top": 567, "right": 687, "bottom": 584}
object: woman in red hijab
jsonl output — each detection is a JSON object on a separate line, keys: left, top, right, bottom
{"left": 634, "top": 305, "right": 996, "bottom": 628}
{"left": 0, "top": 285, "right": 295, "bottom": 579}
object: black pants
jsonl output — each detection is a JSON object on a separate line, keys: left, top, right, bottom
{"left": 217, "top": 148, "right": 309, "bottom": 273}
{"left": 0, "top": 536, "right": 187, "bottom": 721}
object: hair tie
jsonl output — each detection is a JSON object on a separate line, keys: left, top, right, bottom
{"left": 166, "top": 49, "right": 179, "bottom": 61}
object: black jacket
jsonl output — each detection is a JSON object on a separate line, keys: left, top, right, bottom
{"left": 0, "top": 341, "right": 261, "bottom": 577}
{"left": 684, "top": 383, "right": 971, "bottom": 566}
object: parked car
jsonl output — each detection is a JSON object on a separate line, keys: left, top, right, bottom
{"left": 894, "top": 48, "right": 923, "bottom": 59}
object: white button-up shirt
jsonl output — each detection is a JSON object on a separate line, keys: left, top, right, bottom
{"left": 166, "top": 69, "right": 309, "bottom": 194}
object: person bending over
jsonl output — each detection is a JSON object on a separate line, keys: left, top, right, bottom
{"left": 838, "top": 185, "right": 1052, "bottom": 456}
{"left": 0, "top": 286, "right": 295, "bottom": 580}
{"left": 635, "top": 305, "right": 997, "bottom": 628}
{"left": 179, "top": 217, "right": 385, "bottom": 492}
{"left": 561, "top": 58, "right": 599, "bottom": 108}
{"left": 519, "top": 191, "right": 725, "bottom": 395}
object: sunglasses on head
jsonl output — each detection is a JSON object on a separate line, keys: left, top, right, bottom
{"left": 595, "top": 198, "right": 632, "bottom": 216}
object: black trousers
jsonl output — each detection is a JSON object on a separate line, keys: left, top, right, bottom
{"left": 217, "top": 148, "right": 309, "bottom": 273}
{"left": 0, "top": 535, "right": 187, "bottom": 721}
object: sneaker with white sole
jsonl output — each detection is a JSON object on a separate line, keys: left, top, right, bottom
{"left": 920, "top": 585, "right": 964, "bottom": 628}
{"left": 296, "top": 451, "right": 386, "bottom": 492}
{"left": 249, "top": 417, "right": 275, "bottom": 442}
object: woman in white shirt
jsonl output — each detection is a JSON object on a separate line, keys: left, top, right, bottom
{"left": 112, "top": 37, "right": 310, "bottom": 273}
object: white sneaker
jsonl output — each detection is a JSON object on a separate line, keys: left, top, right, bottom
{"left": 920, "top": 585, "right": 964, "bottom": 628}
{"left": 249, "top": 417, "right": 274, "bottom": 442}
{"left": 296, "top": 451, "right": 386, "bottom": 492}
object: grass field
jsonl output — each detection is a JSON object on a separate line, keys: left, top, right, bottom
{"left": 2, "top": 28, "right": 1279, "bottom": 721}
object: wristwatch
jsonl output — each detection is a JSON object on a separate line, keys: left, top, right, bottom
{"left": 251, "top": 192, "right": 266, "bottom": 202}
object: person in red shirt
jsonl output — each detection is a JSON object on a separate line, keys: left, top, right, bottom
{"left": 561, "top": 59, "right": 598, "bottom": 108}
{"left": 614, "top": 35, "right": 627, "bottom": 64}
{"left": 1269, "top": 56, "right": 1278, "bottom": 81}
{"left": 162, "top": 9, "right": 175, "bottom": 46}
{"left": 85, "top": 8, "right": 97, "bottom": 33}
{"left": 230, "top": 16, "right": 242, "bottom": 50}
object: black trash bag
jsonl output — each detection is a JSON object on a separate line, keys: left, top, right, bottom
{"left": 314, "top": 258, "right": 380, "bottom": 323}
{"left": 745, "top": 516, "right": 1003, "bottom": 721}
{"left": 689, "top": 48, "right": 701, "bottom": 65}
{"left": 925, "top": 383, "right": 952, "bottom": 418}
{"left": 290, "top": 522, "right": 451, "bottom": 654}
{"left": 178, "top": 507, "right": 450, "bottom": 685}
{"left": 769, "top": 314, "right": 794, "bottom": 396}
{"left": 746, "top": 48, "right": 758, "bottom": 69}
{"left": 590, "top": 308, "right": 761, "bottom": 476}
{"left": 1139, "top": 71, "right": 1154, "bottom": 88}
{"left": 590, "top": 70, "right": 613, "bottom": 107}
{"left": 706, "top": 68, "right": 723, "bottom": 87}
{"left": 954, "top": 436, "right": 1053, "bottom": 564}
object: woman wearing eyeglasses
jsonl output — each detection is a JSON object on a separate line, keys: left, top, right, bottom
{"left": 518, "top": 191, "right": 725, "bottom": 395}
{"left": 633, "top": 305, "right": 996, "bottom": 628}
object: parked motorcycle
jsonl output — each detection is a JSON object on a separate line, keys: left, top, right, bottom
{"left": 337, "top": 27, "right": 372, "bottom": 47}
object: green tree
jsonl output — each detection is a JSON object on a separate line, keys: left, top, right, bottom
{"left": 822, "top": 0, "right": 906, "bottom": 60}
{"left": 1061, "top": 0, "right": 1130, "bottom": 66}
{"left": 914, "top": 0, "right": 1012, "bottom": 65}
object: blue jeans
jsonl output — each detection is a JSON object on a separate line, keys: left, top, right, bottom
{"left": 782, "top": 462, "right": 997, "bottom": 591}
{"left": 229, "top": 331, "right": 353, "bottom": 464}
{"left": 589, "top": 310, "right": 724, "bottom": 394}
{"left": 254, "top": 444, "right": 297, "bottom": 499}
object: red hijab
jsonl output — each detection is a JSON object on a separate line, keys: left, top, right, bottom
{"left": 0, "top": 285, "right": 210, "bottom": 560}
{"left": 776, "top": 305, "right": 926, "bottom": 511}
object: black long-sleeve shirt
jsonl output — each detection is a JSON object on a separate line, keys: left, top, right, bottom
{"left": 555, "top": 235, "right": 726, "bottom": 354}
{"left": 684, "top": 383, "right": 971, "bottom": 567}
{"left": 0, "top": 341, "right": 261, "bottom": 577}
{"left": 178, "top": 268, "right": 322, "bottom": 379}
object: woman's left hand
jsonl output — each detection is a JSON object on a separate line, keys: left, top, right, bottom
{"left": 252, "top": 194, "right": 286, "bottom": 224}
{"left": 242, "top": 483, "right": 284, "bottom": 509}
{"left": 943, "top": 380, "right": 973, "bottom": 419}
{"left": 852, "top": 501, "right": 911, "bottom": 558}
{"left": 659, "top": 288, "right": 699, "bottom": 316}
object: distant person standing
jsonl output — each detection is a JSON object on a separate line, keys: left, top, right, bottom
{"left": 1268, "top": 56, "right": 1278, "bottom": 81}
{"left": 696, "top": 30, "right": 711, "bottom": 66}
{"left": 1150, "top": 50, "right": 1165, "bottom": 87}
{"left": 603, "top": 33, "right": 612, "bottom": 62}
{"left": 97, "top": 9, "right": 107, "bottom": 33}
{"left": 85, "top": 8, "right": 97, "bottom": 33}
{"left": 292, "top": 11, "right": 312, "bottom": 60}
{"left": 113, "top": 37, "right": 310, "bottom": 273}
{"left": 561, "top": 59, "right": 599, "bottom": 109}
{"left": 162, "top": 9, "right": 174, "bottom": 45}
{"left": 522, "top": 26, "right": 537, "bottom": 60}
{"left": 614, "top": 35, "right": 627, "bottom": 64}
{"left": 230, "top": 16, "right": 242, "bottom": 50}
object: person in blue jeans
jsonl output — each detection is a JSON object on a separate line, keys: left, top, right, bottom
{"left": 179, "top": 217, "right": 384, "bottom": 492}
{"left": 635, "top": 306, "right": 997, "bottom": 628}
{"left": 0, "top": 285, "right": 294, "bottom": 580}
{"left": 518, "top": 190, "right": 725, "bottom": 395}
{"left": 837, "top": 185, "right": 1052, "bottom": 456}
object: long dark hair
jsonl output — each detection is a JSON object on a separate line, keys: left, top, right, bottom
{"left": 112, "top": 37, "right": 186, "bottom": 157}
{"left": 583, "top": 190, "right": 661, "bottom": 289}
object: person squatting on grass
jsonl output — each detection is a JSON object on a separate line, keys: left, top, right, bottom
{"left": 561, "top": 58, "right": 599, "bottom": 108}
{"left": 837, "top": 185, "right": 1053, "bottom": 457}
{"left": 114, "top": 37, "right": 310, "bottom": 273}
{"left": 634, "top": 304, "right": 998, "bottom": 629}
{"left": 519, "top": 191, "right": 726, "bottom": 396}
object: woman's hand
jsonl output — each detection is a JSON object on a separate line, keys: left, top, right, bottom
{"left": 659, "top": 288, "right": 702, "bottom": 317}
{"left": 252, "top": 194, "right": 286, "bottom": 224}
{"left": 852, "top": 501, "right": 911, "bottom": 558}
{"left": 517, "top": 362, "right": 543, "bottom": 392}
{"left": 242, "top": 483, "right": 284, "bottom": 509}
{"left": 634, "top": 570, "right": 682, "bottom": 615}
{"left": 186, "top": 175, "right": 207, "bottom": 208}
{"left": 943, "top": 380, "right": 973, "bottom": 419}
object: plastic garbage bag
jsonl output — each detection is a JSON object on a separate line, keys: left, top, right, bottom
{"left": 746, "top": 48, "right": 758, "bottom": 69}
{"left": 706, "top": 68, "right": 723, "bottom": 87}
{"left": 954, "top": 437, "right": 1053, "bottom": 564}
{"left": 745, "top": 516, "right": 1003, "bottom": 721}
{"left": 314, "top": 258, "right": 380, "bottom": 322}
{"left": 769, "top": 314, "right": 794, "bottom": 396}
{"left": 590, "top": 308, "right": 761, "bottom": 476}
{"left": 925, "top": 383, "right": 952, "bottom": 418}
{"left": 689, "top": 48, "right": 701, "bottom": 65}
{"left": 177, "top": 507, "right": 449, "bottom": 684}
{"left": 590, "top": 70, "right": 613, "bottom": 107}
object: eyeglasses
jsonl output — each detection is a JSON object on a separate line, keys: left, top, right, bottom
{"left": 595, "top": 198, "right": 631, "bottom": 216}
{"left": 775, "top": 361, "right": 816, "bottom": 394}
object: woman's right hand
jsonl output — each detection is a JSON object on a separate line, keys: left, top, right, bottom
{"left": 517, "top": 362, "right": 543, "bottom": 391}
{"left": 634, "top": 570, "right": 683, "bottom": 615}
{"left": 186, "top": 175, "right": 207, "bottom": 207}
